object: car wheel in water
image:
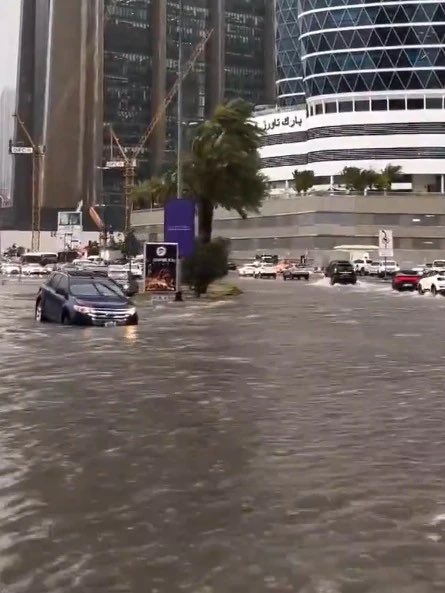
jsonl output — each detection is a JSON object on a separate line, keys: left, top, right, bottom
{"left": 431, "top": 285, "right": 437, "bottom": 296}
{"left": 330, "top": 277, "right": 336, "bottom": 286}
{"left": 61, "top": 311, "right": 71, "bottom": 325}
{"left": 417, "top": 284, "right": 425, "bottom": 295}
{"left": 35, "top": 300, "right": 46, "bottom": 322}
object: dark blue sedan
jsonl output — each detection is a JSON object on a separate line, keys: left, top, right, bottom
{"left": 35, "top": 271, "right": 139, "bottom": 326}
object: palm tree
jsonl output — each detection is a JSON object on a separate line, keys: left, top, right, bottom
{"left": 376, "top": 164, "right": 402, "bottom": 194}
{"left": 293, "top": 169, "right": 315, "bottom": 194}
{"left": 341, "top": 166, "right": 377, "bottom": 194}
{"left": 130, "top": 174, "right": 175, "bottom": 210}
{"left": 132, "top": 99, "right": 268, "bottom": 243}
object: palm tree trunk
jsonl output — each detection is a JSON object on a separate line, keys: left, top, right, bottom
{"left": 198, "top": 199, "right": 213, "bottom": 244}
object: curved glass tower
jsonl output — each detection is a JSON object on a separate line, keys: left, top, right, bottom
{"left": 276, "top": 0, "right": 305, "bottom": 105}
{"left": 299, "top": 0, "right": 445, "bottom": 97}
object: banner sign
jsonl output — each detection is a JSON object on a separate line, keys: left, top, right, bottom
{"left": 144, "top": 242, "right": 178, "bottom": 293}
{"left": 57, "top": 211, "right": 83, "bottom": 233}
{"left": 164, "top": 198, "right": 195, "bottom": 258}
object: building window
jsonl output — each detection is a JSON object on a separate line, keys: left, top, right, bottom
{"left": 355, "top": 100, "right": 370, "bottom": 112}
{"left": 325, "top": 102, "right": 337, "bottom": 113}
{"left": 372, "top": 99, "right": 387, "bottom": 111}
{"left": 407, "top": 98, "right": 424, "bottom": 110}
{"left": 339, "top": 101, "right": 353, "bottom": 112}
{"left": 426, "top": 98, "right": 443, "bottom": 109}
{"left": 389, "top": 99, "right": 405, "bottom": 110}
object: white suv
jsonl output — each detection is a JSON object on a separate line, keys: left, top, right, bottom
{"left": 417, "top": 270, "right": 445, "bottom": 296}
{"left": 378, "top": 260, "right": 399, "bottom": 277}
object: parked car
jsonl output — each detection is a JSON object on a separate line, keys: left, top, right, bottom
{"left": 107, "top": 269, "right": 139, "bottom": 297}
{"left": 283, "top": 266, "right": 310, "bottom": 281}
{"left": 417, "top": 270, "right": 445, "bottom": 296}
{"left": 392, "top": 270, "right": 421, "bottom": 291}
{"left": 324, "top": 261, "right": 357, "bottom": 285}
{"left": 377, "top": 260, "right": 399, "bottom": 277}
{"left": 432, "top": 259, "right": 445, "bottom": 271}
{"left": 253, "top": 263, "right": 277, "bottom": 279}
{"left": 352, "top": 258, "right": 372, "bottom": 275}
{"left": 35, "top": 270, "right": 138, "bottom": 326}
{"left": 22, "top": 263, "right": 46, "bottom": 276}
{"left": 365, "top": 261, "right": 380, "bottom": 276}
{"left": 238, "top": 263, "right": 258, "bottom": 277}
{"left": 1, "top": 262, "right": 21, "bottom": 275}
{"left": 227, "top": 261, "right": 237, "bottom": 271}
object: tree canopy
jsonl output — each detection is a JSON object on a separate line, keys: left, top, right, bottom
{"left": 131, "top": 99, "right": 268, "bottom": 243}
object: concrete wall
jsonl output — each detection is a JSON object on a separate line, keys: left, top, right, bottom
{"left": 131, "top": 193, "right": 445, "bottom": 266}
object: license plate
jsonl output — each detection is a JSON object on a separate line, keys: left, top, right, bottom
{"left": 104, "top": 321, "right": 116, "bottom": 327}
{"left": 403, "top": 283, "right": 412, "bottom": 287}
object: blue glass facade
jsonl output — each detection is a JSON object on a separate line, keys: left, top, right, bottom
{"left": 300, "top": 0, "right": 445, "bottom": 97}
{"left": 276, "top": 0, "right": 305, "bottom": 105}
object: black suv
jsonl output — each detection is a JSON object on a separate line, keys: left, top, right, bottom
{"left": 35, "top": 271, "right": 138, "bottom": 326}
{"left": 325, "top": 260, "right": 357, "bottom": 285}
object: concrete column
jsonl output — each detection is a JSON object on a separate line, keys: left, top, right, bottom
{"left": 207, "top": 0, "right": 225, "bottom": 116}
{"left": 150, "top": 0, "right": 167, "bottom": 174}
{"left": 263, "top": 0, "right": 277, "bottom": 105}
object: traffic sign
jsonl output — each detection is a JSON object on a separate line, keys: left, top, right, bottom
{"left": 106, "top": 159, "right": 137, "bottom": 169}
{"left": 10, "top": 146, "right": 33, "bottom": 154}
{"left": 378, "top": 229, "right": 394, "bottom": 257}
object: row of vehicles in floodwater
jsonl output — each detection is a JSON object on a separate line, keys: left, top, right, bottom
{"left": 238, "top": 255, "right": 312, "bottom": 280}
{"left": 352, "top": 258, "right": 400, "bottom": 277}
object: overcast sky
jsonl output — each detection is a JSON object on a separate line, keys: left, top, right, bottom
{"left": 0, "top": 1, "right": 21, "bottom": 90}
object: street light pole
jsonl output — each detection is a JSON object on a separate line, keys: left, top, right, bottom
{"left": 177, "top": 0, "right": 184, "bottom": 201}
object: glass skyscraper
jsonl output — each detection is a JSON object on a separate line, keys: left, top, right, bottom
{"left": 12, "top": 0, "right": 275, "bottom": 231}
{"left": 300, "top": 0, "right": 445, "bottom": 97}
{"left": 276, "top": 0, "right": 304, "bottom": 106}
{"left": 103, "top": 0, "right": 275, "bottom": 220}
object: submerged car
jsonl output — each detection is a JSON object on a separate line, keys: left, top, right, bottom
{"left": 325, "top": 261, "right": 357, "bottom": 285}
{"left": 282, "top": 266, "right": 310, "bottom": 281}
{"left": 392, "top": 270, "right": 421, "bottom": 291}
{"left": 238, "top": 263, "right": 258, "bottom": 277}
{"left": 35, "top": 271, "right": 138, "bottom": 326}
{"left": 253, "top": 263, "right": 277, "bottom": 279}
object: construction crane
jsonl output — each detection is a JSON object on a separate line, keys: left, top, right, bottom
{"left": 101, "top": 28, "right": 214, "bottom": 234}
{"left": 11, "top": 114, "right": 45, "bottom": 251}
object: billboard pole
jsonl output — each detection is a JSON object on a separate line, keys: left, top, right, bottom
{"left": 175, "top": 0, "right": 184, "bottom": 302}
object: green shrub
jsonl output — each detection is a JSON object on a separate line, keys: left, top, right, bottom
{"left": 182, "top": 238, "right": 229, "bottom": 296}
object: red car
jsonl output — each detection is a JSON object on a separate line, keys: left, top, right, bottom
{"left": 392, "top": 270, "right": 421, "bottom": 291}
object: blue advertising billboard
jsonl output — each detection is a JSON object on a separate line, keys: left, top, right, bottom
{"left": 164, "top": 198, "right": 196, "bottom": 258}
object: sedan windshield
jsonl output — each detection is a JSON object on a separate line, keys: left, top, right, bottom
{"left": 71, "top": 281, "right": 125, "bottom": 298}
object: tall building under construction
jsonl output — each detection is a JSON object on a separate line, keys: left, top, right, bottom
{"left": 11, "top": 0, "right": 275, "bottom": 231}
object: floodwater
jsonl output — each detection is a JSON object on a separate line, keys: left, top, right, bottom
{"left": 1, "top": 277, "right": 445, "bottom": 592}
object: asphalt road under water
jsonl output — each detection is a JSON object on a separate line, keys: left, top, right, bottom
{"left": 0, "top": 277, "right": 445, "bottom": 592}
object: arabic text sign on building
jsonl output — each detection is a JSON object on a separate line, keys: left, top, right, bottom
{"left": 378, "top": 229, "right": 394, "bottom": 257}
{"left": 144, "top": 242, "right": 178, "bottom": 294}
{"left": 258, "top": 112, "right": 305, "bottom": 133}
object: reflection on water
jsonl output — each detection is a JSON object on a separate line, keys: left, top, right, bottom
{"left": 0, "top": 280, "right": 445, "bottom": 592}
